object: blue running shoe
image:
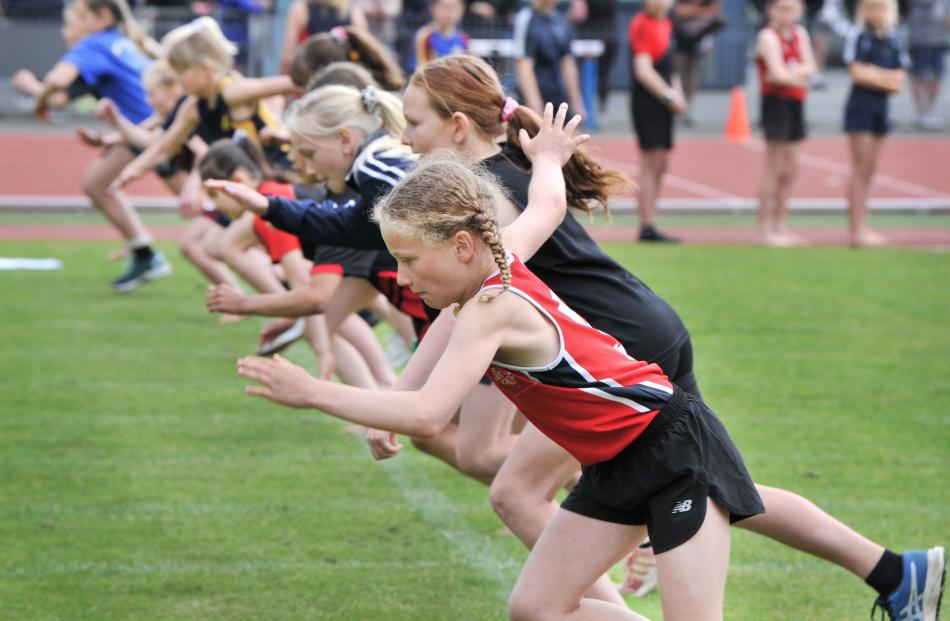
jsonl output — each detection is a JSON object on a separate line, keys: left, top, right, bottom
{"left": 873, "top": 547, "right": 946, "bottom": 621}
{"left": 112, "top": 251, "right": 172, "bottom": 293}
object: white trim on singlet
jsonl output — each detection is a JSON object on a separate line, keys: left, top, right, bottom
{"left": 481, "top": 284, "right": 567, "bottom": 373}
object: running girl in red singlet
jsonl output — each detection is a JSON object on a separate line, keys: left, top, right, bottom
{"left": 236, "top": 105, "right": 762, "bottom": 621}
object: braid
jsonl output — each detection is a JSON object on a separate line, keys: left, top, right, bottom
{"left": 469, "top": 211, "right": 511, "bottom": 302}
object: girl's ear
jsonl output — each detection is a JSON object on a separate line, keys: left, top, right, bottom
{"left": 338, "top": 127, "right": 357, "bottom": 156}
{"left": 450, "top": 112, "right": 471, "bottom": 145}
{"left": 231, "top": 168, "right": 252, "bottom": 184}
{"left": 453, "top": 229, "right": 477, "bottom": 262}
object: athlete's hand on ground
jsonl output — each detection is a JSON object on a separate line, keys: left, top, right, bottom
{"left": 207, "top": 283, "right": 247, "bottom": 314}
{"left": 519, "top": 102, "right": 589, "bottom": 168}
{"left": 259, "top": 317, "right": 296, "bottom": 348}
{"left": 366, "top": 428, "right": 403, "bottom": 460}
{"left": 75, "top": 126, "right": 104, "bottom": 148}
{"left": 96, "top": 99, "right": 119, "bottom": 127}
{"left": 238, "top": 354, "right": 317, "bottom": 408}
{"left": 203, "top": 179, "right": 269, "bottom": 214}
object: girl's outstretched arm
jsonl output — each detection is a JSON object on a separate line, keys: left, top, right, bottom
{"left": 501, "top": 102, "right": 589, "bottom": 261}
{"left": 115, "top": 97, "right": 200, "bottom": 187}
{"left": 223, "top": 75, "right": 297, "bottom": 108}
{"left": 239, "top": 294, "right": 507, "bottom": 437}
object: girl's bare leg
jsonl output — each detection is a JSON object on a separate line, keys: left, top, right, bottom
{"left": 205, "top": 212, "right": 284, "bottom": 293}
{"left": 637, "top": 149, "right": 668, "bottom": 230}
{"left": 509, "top": 509, "right": 649, "bottom": 620}
{"left": 847, "top": 132, "right": 886, "bottom": 246}
{"left": 738, "top": 484, "right": 884, "bottom": 578}
{"left": 758, "top": 141, "right": 782, "bottom": 244}
{"left": 454, "top": 383, "right": 519, "bottom": 484}
{"left": 492, "top": 424, "right": 627, "bottom": 607}
{"left": 179, "top": 217, "right": 241, "bottom": 286}
{"left": 82, "top": 146, "right": 151, "bottom": 243}
{"left": 775, "top": 143, "right": 806, "bottom": 245}
{"left": 655, "top": 499, "right": 731, "bottom": 621}
{"left": 324, "top": 278, "right": 398, "bottom": 388}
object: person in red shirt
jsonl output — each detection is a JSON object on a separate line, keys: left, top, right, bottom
{"left": 236, "top": 106, "right": 767, "bottom": 620}
{"left": 755, "top": 0, "right": 816, "bottom": 246}
{"left": 629, "top": 0, "right": 687, "bottom": 243}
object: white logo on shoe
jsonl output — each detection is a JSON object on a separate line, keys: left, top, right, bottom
{"left": 671, "top": 500, "right": 693, "bottom": 514}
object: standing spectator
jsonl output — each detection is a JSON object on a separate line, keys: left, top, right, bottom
{"left": 756, "top": 0, "right": 816, "bottom": 246}
{"left": 351, "top": 0, "right": 402, "bottom": 48}
{"left": 843, "top": 0, "right": 909, "bottom": 246}
{"left": 670, "top": 0, "right": 725, "bottom": 123}
{"left": 412, "top": 0, "right": 469, "bottom": 70}
{"left": 571, "top": 0, "right": 619, "bottom": 112}
{"left": 280, "top": 0, "right": 368, "bottom": 75}
{"left": 513, "top": 0, "right": 586, "bottom": 118}
{"left": 906, "top": 0, "right": 949, "bottom": 129}
{"left": 629, "top": 0, "right": 686, "bottom": 243}
{"left": 192, "top": 0, "right": 272, "bottom": 72}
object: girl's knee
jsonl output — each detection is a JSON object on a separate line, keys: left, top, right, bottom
{"left": 508, "top": 587, "right": 567, "bottom": 621}
{"left": 455, "top": 448, "right": 499, "bottom": 482}
{"left": 489, "top": 476, "right": 529, "bottom": 520}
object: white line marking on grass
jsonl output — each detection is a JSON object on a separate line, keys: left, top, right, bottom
{"left": 0, "top": 558, "right": 456, "bottom": 579}
{"left": 377, "top": 451, "right": 523, "bottom": 602}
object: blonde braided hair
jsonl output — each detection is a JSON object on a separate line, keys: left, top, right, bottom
{"left": 372, "top": 150, "right": 512, "bottom": 297}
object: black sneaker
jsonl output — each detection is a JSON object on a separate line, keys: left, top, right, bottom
{"left": 639, "top": 225, "right": 680, "bottom": 244}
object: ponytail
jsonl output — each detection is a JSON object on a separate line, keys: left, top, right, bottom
{"left": 285, "top": 84, "right": 406, "bottom": 143}
{"left": 290, "top": 26, "right": 404, "bottom": 90}
{"left": 505, "top": 106, "right": 631, "bottom": 213}
{"left": 80, "top": 0, "right": 160, "bottom": 58}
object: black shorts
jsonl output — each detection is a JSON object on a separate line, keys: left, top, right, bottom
{"left": 761, "top": 95, "right": 806, "bottom": 142}
{"left": 844, "top": 102, "right": 890, "bottom": 135}
{"left": 560, "top": 389, "right": 764, "bottom": 554}
{"left": 632, "top": 99, "right": 674, "bottom": 151}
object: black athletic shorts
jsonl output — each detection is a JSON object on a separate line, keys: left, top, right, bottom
{"left": 632, "top": 98, "right": 674, "bottom": 151}
{"left": 761, "top": 95, "right": 805, "bottom": 142}
{"left": 560, "top": 388, "right": 764, "bottom": 554}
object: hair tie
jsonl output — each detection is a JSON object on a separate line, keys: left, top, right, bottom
{"left": 361, "top": 85, "right": 380, "bottom": 115}
{"left": 500, "top": 97, "right": 519, "bottom": 122}
{"left": 330, "top": 26, "right": 348, "bottom": 44}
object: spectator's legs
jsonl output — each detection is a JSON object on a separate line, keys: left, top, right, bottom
{"left": 847, "top": 131, "right": 886, "bottom": 246}
{"left": 637, "top": 148, "right": 668, "bottom": 230}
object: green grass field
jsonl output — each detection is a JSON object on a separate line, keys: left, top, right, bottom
{"left": 1, "top": 239, "right": 948, "bottom": 620}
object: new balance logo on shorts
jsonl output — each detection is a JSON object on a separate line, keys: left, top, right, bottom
{"left": 671, "top": 499, "right": 693, "bottom": 514}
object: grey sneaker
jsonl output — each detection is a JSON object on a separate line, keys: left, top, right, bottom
{"left": 112, "top": 251, "right": 172, "bottom": 293}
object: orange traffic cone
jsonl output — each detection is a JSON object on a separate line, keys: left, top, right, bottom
{"left": 723, "top": 86, "right": 751, "bottom": 143}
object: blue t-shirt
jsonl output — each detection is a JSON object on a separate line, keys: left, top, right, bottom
{"left": 412, "top": 27, "right": 470, "bottom": 71}
{"left": 62, "top": 29, "right": 153, "bottom": 123}
{"left": 843, "top": 26, "right": 911, "bottom": 113}
{"left": 513, "top": 6, "right": 574, "bottom": 108}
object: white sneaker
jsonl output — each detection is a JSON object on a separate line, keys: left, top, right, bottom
{"left": 256, "top": 319, "right": 305, "bottom": 356}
